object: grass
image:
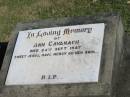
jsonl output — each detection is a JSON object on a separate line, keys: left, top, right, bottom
{"left": 0, "top": 0, "right": 130, "bottom": 42}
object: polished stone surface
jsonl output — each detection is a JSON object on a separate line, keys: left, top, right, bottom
{"left": 0, "top": 42, "right": 8, "bottom": 70}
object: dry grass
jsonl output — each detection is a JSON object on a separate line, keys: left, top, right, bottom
{"left": 0, "top": 0, "right": 129, "bottom": 42}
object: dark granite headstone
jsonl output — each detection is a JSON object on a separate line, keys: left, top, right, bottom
{"left": 0, "top": 13, "right": 124, "bottom": 97}
{"left": 0, "top": 42, "right": 8, "bottom": 70}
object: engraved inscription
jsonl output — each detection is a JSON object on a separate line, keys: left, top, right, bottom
{"left": 5, "top": 23, "right": 105, "bottom": 85}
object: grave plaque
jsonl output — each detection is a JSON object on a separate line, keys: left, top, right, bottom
{"left": 5, "top": 24, "right": 105, "bottom": 85}
{"left": 0, "top": 14, "right": 124, "bottom": 97}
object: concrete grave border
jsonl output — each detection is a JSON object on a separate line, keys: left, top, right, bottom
{"left": 0, "top": 13, "right": 124, "bottom": 97}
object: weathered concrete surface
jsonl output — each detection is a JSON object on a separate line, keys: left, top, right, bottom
{"left": 116, "top": 34, "right": 130, "bottom": 97}
{"left": 0, "top": 36, "right": 130, "bottom": 97}
{"left": 0, "top": 13, "right": 124, "bottom": 97}
{"left": 0, "top": 37, "right": 130, "bottom": 97}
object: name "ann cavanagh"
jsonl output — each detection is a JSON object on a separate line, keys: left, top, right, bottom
{"left": 33, "top": 40, "right": 79, "bottom": 47}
